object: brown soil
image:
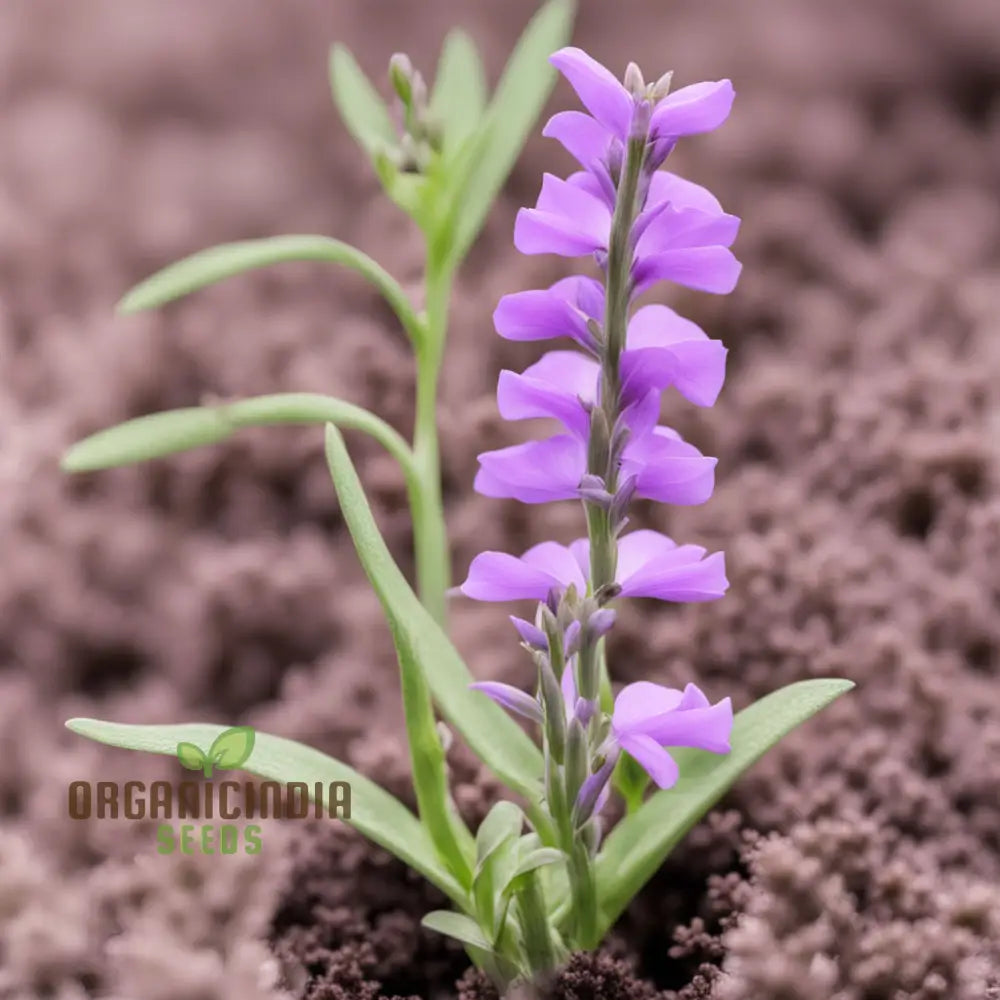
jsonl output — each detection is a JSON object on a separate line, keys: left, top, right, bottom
{"left": 2, "top": 0, "right": 999, "bottom": 998}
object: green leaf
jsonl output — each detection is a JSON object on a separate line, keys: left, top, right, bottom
{"left": 421, "top": 911, "right": 494, "bottom": 953}
{"left": 507, "top": 847, "right": 565, "bottom": 884}
{"left": 66, "top": 718, "right": 464, "bottom": 905}
{"left": 176, "top": 742, "right": 207, "bottom": 771}
{"left": 475, "top": 801, "right": 525, "bottom": 876}
{"left": 322, "top": 426, "right": 549, "bottom": 830}
{"left": 431, "top": 30, "right": 487, "bottom": 153}
{"left": 62, "top": 408, "right": 232, "bottom": 471}
{"left": 328, "top": 45, "right": 397, "bottom": 160}
{"left": 62, "top": 393, "right": 416, "bottom": 483}
{"left": 209, "top": 726, "right": 256, "bottom": 769}
{"left": 117, "top": 236, "right": 422, "bottom": 346}
{"left": 592, "top": 679, "right": 854, "bottom": 935}
{"left": 442, "top": 0, "right": 575, "bottom": 267}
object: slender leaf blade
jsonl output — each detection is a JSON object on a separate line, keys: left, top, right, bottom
{"left": 328, "top": 45, "right": 396, "bottom": 159}
{"left": 475, "top": 801, "right": 524, "bottom": 875}
{"left": 66, "top": 718, "right": 464, "bottom": 904}
{"left": 62, "top": 408, "right": 232, "bottom": 472}
{"left": 431, "top": 29, "right": 487, "bottom": 153}
{"left": 421, "top": 911, "right": 493, "bottom": 952}
{"left": 117, "top": 237, "right": 421, "bottom": 346}
{"left": 444, "top": 0, "right": 575, "bottom": 265}
{"left": 593, "top": 678, "right": 854, "bottom": 934}
{"left": 63, "top": 393, "right": 415, "bottom": 480}
{"left": 323, "top": 426, "right": 544, "bottom": 803}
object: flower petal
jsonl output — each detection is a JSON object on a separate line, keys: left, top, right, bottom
{"left": 494, "top": 289, "right": 591, "bottom": 345}
{"left": 475, "top": 435, "right": 585, "bottom": 504}
{"left": 636, "top": 207, "right": 741, "bottom": 257}
{"left": 650, "top": 79, "right": 735, "bottom": 138}
{"left": 514, "top": 173, "right": 610, "bottom": 257}
{"left": 470, "top": 681, "right": 543, "bottom": 723}
{"left": 639, "top": 696, "right": 733, "bottom": 754}
{"left": 549, "top": 47, "right": 634, "bottom": 137}
{"left": 647, "top": 172, "right": 723, "bottom": 214}
{"left": 543, "top": 110, "right": 615, "bottom": 169}
{"left": 460, "top": 551, "right": 564, "bottom": 602}
{"left": 624, "top": 428, "right": 717, "bottom": 505}
{"left": 617, "top": 732, "right": 680, "bottom": 789}
{"left": 496, "top": 365, "right": 591, "bottom": 437}
{"left": 613, "top": 681, "right": 684, "bottom": 733}
{"left": 618, "top": 549, "right": 728, "bottom": 602}
{"left": 520, "top": 541, "right": 588, "bottom": 593}
{"left": 622, "top": 306, "right": 727, "bottom": 407}
{"left": 632, "top": 246, "right": 742, "bottom": 296}
{"left": 549, "top": 274, "right": 605, "bottom": 321}
{"left": 615, "top": 530, "right": 681, "bottom": 582}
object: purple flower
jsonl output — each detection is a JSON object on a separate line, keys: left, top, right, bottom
{"left": 474, "top": 424, "right": 715, "bottom": 506}
{"left": 545, "top": 47, "right": 734, "bottom": 161}
{"left": 460, "top": 530, "right": 727, "bottom": 604}
{"left": 513, "top": 171, "right": 741, "bottom": 295}
{"left": 608, "top": 680, "right": 733, "bottom": 788}
{"left": 495, "top": 311, "right": 726, "bottom": 429}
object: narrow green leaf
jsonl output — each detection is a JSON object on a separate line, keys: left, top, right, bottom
{"left": 431, "top": 30, "right": 487, "bottom": 153}
{"left": 421, "top": 911, "right": 494, "bottom": 952}
{"left": 176, "top": 742, "right": 207, "bottom": 771}
{"left": 443, "top": 0, "right": 575, "bottom": 266}
{"left": 117, "top": 236, "right": 422, "bottom": 346}
{"left": 209, "top": 726, "right": 256, "bottom": 769}
{"left": 508, "top": 847, "right": 565, "bottom": 883}
{"left": 66, "top": 718, "right": 464, "bottom": 904}
{"left": 328, "top": 45, "right": 397, "bottom": 159}
{"left": 62, "top": 393, "right": 416, "bottom": 483}
{"left": 592, "top": 679, "right": 854, "bottom": 935}
{"left": 62, "top": 408, "right": 232, "bottom": 471}
{"left": 475, "top": 801, "right": 524, "bottom": 876}
{"left": 322, "top": 426, "right": 548, "bottom": 820}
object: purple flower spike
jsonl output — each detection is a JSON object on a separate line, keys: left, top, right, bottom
{"left": 471, "top": 681, "right": 543, "bottom": 724}
{"left": 611, "top": 681, "right": 732, "bottom": 789}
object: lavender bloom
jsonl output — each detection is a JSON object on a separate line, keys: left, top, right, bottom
{"left": 608, "top": 680, "right": 733, "bottom": 788}
{"left": 460, "top": 530, "right": 727, "bottom": 604}
{"left": 547, "top": 47, "right": 734, "bottom": 157}
{"left": 474, "top": 425, "right": 716, "bottom": 506}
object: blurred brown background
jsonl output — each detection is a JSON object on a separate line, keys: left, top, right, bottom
{"left": 1, "top": 1, "right": 999, "bottom": 998}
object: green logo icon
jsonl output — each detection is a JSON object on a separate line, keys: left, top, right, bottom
{"left": 176, "top": 726, "right": 256, "bottom": 778}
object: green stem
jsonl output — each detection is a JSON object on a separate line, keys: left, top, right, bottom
{"left": 589, "top": 136, "right": 647, "bottom": 594}
{"left": 516, "top": 870, "right": 560, "bottom": 977}
{"left": 411, "top": 264, "right": 453, "bottom": 625}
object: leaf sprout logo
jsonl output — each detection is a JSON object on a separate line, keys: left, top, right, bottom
{"left": 176, "top": 726, "right": 255, "bottom": 778}
{"left": 67, "top": 723, "right": 351, "bottom": 857}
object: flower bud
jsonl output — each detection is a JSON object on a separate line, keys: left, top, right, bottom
{"left": 511, "top": 615, "right": 548, "bottom": 650}
{"left": 538, "top": 656, "right": 566, "bottom": 763}
{"left": 564, "top": 718, "right": 588, "bottom": 803}
{"left": 623, "top": 61, "right": 646, "bottom": 97}
{"left": 586, "top": 607, "right": 617, "bottom": 640}
{"left": 388, "top": 53, "right": 414, "bottom": 105}
{"left": 652, "top": 69, "right": 674, "bottom": 102}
